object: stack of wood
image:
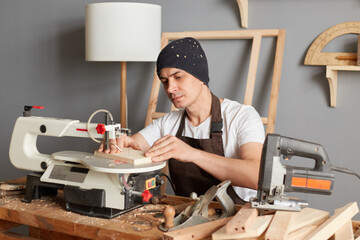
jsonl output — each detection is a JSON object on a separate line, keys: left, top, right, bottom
{"left": 163, "top": 202, "right": 360, "bottom": 240}
{"left": 0, "top": 182, "right": 25, "bottom": 199}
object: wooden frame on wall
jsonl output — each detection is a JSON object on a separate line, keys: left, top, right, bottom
{"left": 145, "top": 29, "right": 286, "bottom": 134}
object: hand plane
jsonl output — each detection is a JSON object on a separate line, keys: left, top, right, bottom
{"left": 159, "top": 180, "right": 237, "bottom": 231}
{"left": 250, "top": 134, "right": 335, "bottom": 211}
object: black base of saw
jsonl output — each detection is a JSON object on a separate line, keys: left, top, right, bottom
{"left": 22, "top": 170, "right": 163, "bottom": 219}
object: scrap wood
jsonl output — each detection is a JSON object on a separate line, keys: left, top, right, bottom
{"left": 162, "top": 217, "right": 231, "bottom": 240}
{"left": 225, "top": 203, "right": 258, "bottom": 234}
{"left": 304, "top": 202, "right": 359, "bottom": 240}
{"left": 212, "top": 215, "right": 273, "bottom": 240}
{"left": 0, "top": 182, "right": 25, "bottom": 191}
{"left": 265, "top": 210, "right": 294, "bottom": 240}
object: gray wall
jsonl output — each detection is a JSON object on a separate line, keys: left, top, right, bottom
{"left": 1, "top": 0, "right": 359, "bottom": 219}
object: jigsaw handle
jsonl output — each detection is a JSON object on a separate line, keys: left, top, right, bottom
{"left": 279, "top": 135, "right": 331, "bottom": 172}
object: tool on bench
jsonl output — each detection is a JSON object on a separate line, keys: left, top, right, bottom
{"left": 9, "top": 106, "right": 166, "bottom": 219}
{"left": 159, "top": 180, "right": 237, "bottom": 232}
{"left": 250, "top": 133, "right": 336, "bottom": 211}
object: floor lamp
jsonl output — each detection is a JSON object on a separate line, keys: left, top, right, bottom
{"left": 85, "top": 2, "right": 161, "bottom": 128}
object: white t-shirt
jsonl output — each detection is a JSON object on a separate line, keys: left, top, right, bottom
{"left": 139, "top": 98, "right": 265, "bottom": 201}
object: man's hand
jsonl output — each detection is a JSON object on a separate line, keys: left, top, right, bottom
{"left": 145, "top": 134, "right": 198, "bottom": 162}
{"left": 98, "top": 134, "right": 141, "bottom": 154}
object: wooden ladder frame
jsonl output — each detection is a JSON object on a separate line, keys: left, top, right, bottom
{"left": 144, "top": 29, "right": 286, "bottom": 134}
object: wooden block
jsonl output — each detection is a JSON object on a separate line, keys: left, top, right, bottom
{"left": 304, "top": 202, "right": 359, "bottom": 240}
{"left": 212, "top": 215, "right": 273, "bottom": 240}
{"left": 265, "top": 211, "right": 294, "bottom": 240}
{"left": 95, "top": 148, "right": 152, "bottom": 165}
{"left": 289, "top": 208, "right": 329, "bottom": 233}
{"left": 162, "top": 217, "right": 231, "bottom": 240}
{"left": 225, "top": 203, "right": 258, "bottom": 234}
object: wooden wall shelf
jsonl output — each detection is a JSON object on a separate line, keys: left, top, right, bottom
{"left": 326, "top": 65, "right": 360, "bottom": 107}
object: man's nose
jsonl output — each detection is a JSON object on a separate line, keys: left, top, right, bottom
{"left": 167, "top": 79, "right": 177, "bottom": 93}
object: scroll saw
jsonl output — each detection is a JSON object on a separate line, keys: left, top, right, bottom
{"left": 9, "top": 106, "right": 166, "bottom": 219}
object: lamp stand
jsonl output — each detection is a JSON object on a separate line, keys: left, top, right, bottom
{"left": 120, "top": 62, "right": 127, "bottom": 128}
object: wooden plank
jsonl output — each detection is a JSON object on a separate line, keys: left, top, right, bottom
{"left": 305, "top": 202, "right": 359, "bottom": 240}
{"left": 94, "top": 148, "right": 152, "bottom": 165}
{"left": 225, "top": 203, "right": 258, "bottom": 234}
{"left": 162, "top": 217, "right": 231, "bottom": 240}
{"left": 212, "top": 215, "right": 273, "bottom": 240}
{"left": 265, "top": 211, "right": 294, "bottom": 240}
{"left": 266, "top": 29, "right": 285, "bottom": 134}
{"left": 244, "top": 33, "right": 262, "bottom": 106}
{"left": 289, "top": 207, "right": 329, "bottom": 233}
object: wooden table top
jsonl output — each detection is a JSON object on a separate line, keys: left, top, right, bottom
{"left": 0, "top": 177, "right": 196, "bottom": 239}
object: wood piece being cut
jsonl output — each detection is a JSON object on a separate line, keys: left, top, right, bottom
{"left": 95, "top": 148, "right": 152, "bottom": 165}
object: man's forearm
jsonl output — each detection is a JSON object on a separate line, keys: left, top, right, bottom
{"left": 191, "top": 149, "right": 260, "bottom": 189}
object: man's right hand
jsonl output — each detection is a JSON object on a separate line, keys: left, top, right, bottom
{"left": 97, "top": 134, "right": 141, "bottom": 154}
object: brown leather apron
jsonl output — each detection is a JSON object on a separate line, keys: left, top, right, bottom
{"left": 168, "top": 92, "right": 246, "bottom": 204}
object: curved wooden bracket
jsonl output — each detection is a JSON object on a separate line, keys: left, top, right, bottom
{"left": 236, "top": 0, "right": 248, "bottom": 28}
{"left": 326, "top": 65, "right": 360, "bottom": 107}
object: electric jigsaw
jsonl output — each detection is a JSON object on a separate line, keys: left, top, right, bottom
{"left": 250, "top": 133, "right": 335, "bottom": 211}
{"left": 9, "top": 106, "right": 166, "bottom": 218}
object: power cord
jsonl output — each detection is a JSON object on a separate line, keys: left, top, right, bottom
{"left": 331, "top": 165, "right": 360, "bottom": 179}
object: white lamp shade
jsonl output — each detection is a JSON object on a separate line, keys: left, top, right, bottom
{"left": 85, "top": 2, "right": 161, "bottom": 62}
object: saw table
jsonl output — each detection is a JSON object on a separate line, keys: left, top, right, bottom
{"left": 0, "top": 177, "right": 197, "bottom": 240}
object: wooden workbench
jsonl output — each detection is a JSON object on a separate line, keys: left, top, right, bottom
{"left": 0, "top": 177, "right": 197, "bottom": 240}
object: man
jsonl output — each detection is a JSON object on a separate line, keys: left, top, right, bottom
{"left": 99, "top": 37, "right": 264, "bottom": 203}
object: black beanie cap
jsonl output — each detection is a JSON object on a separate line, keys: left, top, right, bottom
{"left": 156, "top": 37, "right": 209, "bottom": 86}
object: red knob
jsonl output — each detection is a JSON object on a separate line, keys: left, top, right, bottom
{"left": 141, "top": 190, "right": 153, "bottom": 202}
{"left": 96, "top": 124, "right": 106, "bottom": 134}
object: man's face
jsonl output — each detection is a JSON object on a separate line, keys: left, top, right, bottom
{"left": 159, "top": 67, "right": 204, "bottom": 109}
